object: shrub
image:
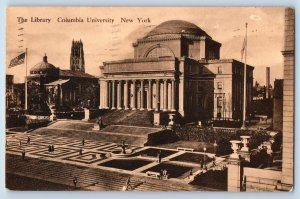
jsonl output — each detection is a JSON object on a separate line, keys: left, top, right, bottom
{"left": 271, "top": 131, "right": 283, "bottom": 152}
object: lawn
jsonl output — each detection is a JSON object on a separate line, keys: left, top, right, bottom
{"left": 135, "top": 148, "right": 177, "bottom": 158}
{"left": 170, "top": 152, "right": 213, "bottom": 164}
{"left": 143, "top": 162, "right": 193, "bottom": 178}
{"left": 98, "top": 158, "right": 152, "bottom": 171}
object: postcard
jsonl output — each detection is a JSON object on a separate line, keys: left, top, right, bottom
{"left": 5, "top": 7, "right": 294, "bottom": 191}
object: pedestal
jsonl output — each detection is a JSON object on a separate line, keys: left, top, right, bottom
{"left": 153, "top": 112, "right": 161, "bottom": 126}
{"left": 92, "top": 123, "right": 100, "bottom": 131}
{"left": 227, "top": 157, "right": 242, "bottom": 192}
{"left": 82, "top": 108, "right": 90, "bottom": 121}
{"left": 167, "top": 113, "right": 175, "bottom": 129}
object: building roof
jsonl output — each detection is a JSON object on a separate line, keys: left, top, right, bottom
{"left": 59, "top": 69, "right": 98, "bottom": 79}
{"left": 145, "top": 20, "right": 211, "bottom": 38}
{"left": 30, "top": 55, "right": 57, "bottom": 74}
{"left": 44, "top": 79, "right": 70, "bottom": 86}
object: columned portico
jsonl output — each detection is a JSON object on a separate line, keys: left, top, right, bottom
{"left": 102, "top": 78, "right": 176, "bottom": 112}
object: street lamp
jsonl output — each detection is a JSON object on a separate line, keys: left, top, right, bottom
{"left": 203, "top": 147, "right": 207, "bottom": 170}
{"left": 213, "top": 140, "right": 218, "bottom": 154}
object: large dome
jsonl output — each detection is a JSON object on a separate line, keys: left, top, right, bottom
{"left": 30, "top": 55, "right": 57, "bottom": 74}
{"left": 145, "top": 20, "right": 210, "bottom": 38}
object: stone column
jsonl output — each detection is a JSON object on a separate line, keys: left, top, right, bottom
{"left": 171, "top": 79, "right": 176, "bottom": 111}
{"left": 140, "top": 80, "right": 145, "bottom": 110}
{"left": 117, "top": 80, "right": 122, "bottom": 110}
{"left": 111, "top": 80, "right": 116, "bottom": 110}
{"left": 155, "top": 79, "right": 160, "bottom": 111}
{"left": 59, "top": 84, "right": 63, "bottom": 106}
{"left": 105, "top": 80, "right": 109, "bottom": 109}
{"left": 131, "top": 80, "right": 137, "bottom": 110}
{"left": 148, "top": 80, "right": 153, "bottom": 110}
{"left": 163, "top": 79, "right": 168, "bottom": 111}
{"left": 108, "top": 81, "right": 111, "bottom": 108}
{"left": 124, "top": 80, "right": 129, "bottom": 110}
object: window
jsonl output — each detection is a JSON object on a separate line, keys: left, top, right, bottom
{"left": 217, "top": 96, "right": 223, "bottom": 108}
{"left": 218, "top": 65, "right": 223, "bottom": 74}
{"left": 217, "top": 82, "right": 223, "bottom": 89}
{"left": 146, "top": 46, "right": 174, "bottom": 58}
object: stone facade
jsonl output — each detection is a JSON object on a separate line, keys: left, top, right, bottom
{"left": 281, "top": 8, "right": 294, "bottom": 187}
{"left": 99, "top": 20, "right": 253, "bottom": 122}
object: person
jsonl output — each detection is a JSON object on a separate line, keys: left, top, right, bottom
{"left": 19, "top": 140, "right": 22, "bottom": 148}
{"left": 21, "top": 150, "right": 25, "bottom": 161}
{"left": 188, "top": 169, "right": 193, "bottom": 179}
{"left": 212, "top": 156, "right": 216, "bottom": 167}
{"left": 121, "top": 140, "right": 126, "bottom": 154}
{"left": 200, "top": 159, "right": 204, "bottom": 169}
{"left": 27, "top": 136, "right": 31, "bottom": 144}
{"left": 157, "top": 150, "right": 162, "bottom": 163}
{"left": 82, "top": 138, "right": 85, "bottom": 146}
{"left": 98, "top": 116, "right": 103, "bottom": 129}
{"left": 73, "top": 176, "right": 78, "bottom": 189}
{"left": 51, "top": 145, "right": 55, "bottom": 152}
{"left": 162, "top": 169, "right": 168, "bottom": 179}
{"left": 48, "top": 145, "right": 51, "bottom": 153}
{"left": 79, "top": 148, "right": 83, "bottom": 155}
{"left": 159, "top": 169, "right": 163, "bottom": 180}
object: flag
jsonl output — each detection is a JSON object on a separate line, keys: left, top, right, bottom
{"left": 9, "top": 52, "right": 25, "bottom": 68}
{"left": 241, "top": 37, "right": 246, "bottom": 60}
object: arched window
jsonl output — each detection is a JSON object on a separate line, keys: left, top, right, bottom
{"left": 145, "top": 46, "right": 174, "bottom": 58}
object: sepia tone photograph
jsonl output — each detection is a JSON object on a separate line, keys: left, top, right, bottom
{"left": 5, "top": 7, "right": 294, "bottom": 192}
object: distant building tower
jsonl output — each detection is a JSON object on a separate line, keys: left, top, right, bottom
{"left": 266, "top": 67, "right": 270, "bottom": 99}
{"left": 70, "top": 39, "right": 85, "bottom": 72}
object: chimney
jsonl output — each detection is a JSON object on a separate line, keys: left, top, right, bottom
{"left": 266, "top": 67, "right": 270, "bottom": 99}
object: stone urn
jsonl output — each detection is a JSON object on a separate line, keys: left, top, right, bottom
{"left": 230, "top": 140, "right": 242, "bottom": 159}
{"left": 168, "top": 113, "right": 175, "bottom": 126}
{"left": 240, "top": 135, "right": 251, "bottom": 152}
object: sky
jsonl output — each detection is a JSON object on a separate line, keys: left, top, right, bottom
{"left": 6, "top": 7, "right": 285, "bottom": 85}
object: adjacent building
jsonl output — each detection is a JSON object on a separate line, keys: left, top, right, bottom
{"left": 27, "top": 40, "right": 99, "bottom": 114}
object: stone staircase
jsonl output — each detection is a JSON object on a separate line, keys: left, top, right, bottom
{"left": 97, "top": 110, "right": 154, "bottom": 127}
{"left": 6, "top": 154, "right": 214, "bottom": 191}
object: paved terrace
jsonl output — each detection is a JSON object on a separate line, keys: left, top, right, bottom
{"left": 6, "top": 130, "right": 221, "bottom": 191}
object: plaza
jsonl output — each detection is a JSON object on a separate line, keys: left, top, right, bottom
{"left": 6, "top": 120, "right": 223, "bottom": 191}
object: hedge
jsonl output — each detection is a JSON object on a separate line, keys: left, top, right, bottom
{"left": 173, "top": 125, "right": 271, "bottom": 155}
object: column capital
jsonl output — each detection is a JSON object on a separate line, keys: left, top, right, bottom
{"left": 163, "top": 79, "right": 168, "bottom": 82}
{"left": 171, "top": 79, "right": 176, "bottom": 82}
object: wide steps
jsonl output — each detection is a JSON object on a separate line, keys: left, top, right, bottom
{"left": 6, "top": 154, "right": 209, "bottom": 191}
{"left": 32, "top": 127, "right": 148, "bottom": 146}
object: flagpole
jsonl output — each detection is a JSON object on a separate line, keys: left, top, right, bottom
{"left": 25, "top": 48, "right": 28, "bottom": 110}
{"left": 241, "top": 23, "right": 248, "bottom": 129}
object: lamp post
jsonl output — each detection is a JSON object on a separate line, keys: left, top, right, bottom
{"left": 213, "top": 140, "right": 218, "bottom": 154}
{"left": 203, "top": 147, "right": 207, "bottom": 170}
